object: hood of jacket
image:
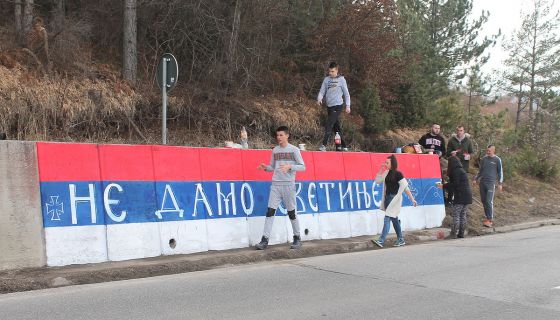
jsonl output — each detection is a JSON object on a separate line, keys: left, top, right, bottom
{"left": 451, "top": 132, "right": 471, "bottom": 141}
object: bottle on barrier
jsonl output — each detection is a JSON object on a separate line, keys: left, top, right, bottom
{"left": 334, "top": 132, "right": 342, "bottom": 151}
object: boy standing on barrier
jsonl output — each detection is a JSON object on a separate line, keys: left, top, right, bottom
{"left": 256, "top": 126, "right": 306, "bottom": 250}
{"left": 316, "top": 61, "right": 351, "bottom": 152}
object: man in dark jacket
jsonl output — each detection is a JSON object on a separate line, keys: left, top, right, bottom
{"left": 446, "top": 125, "right": 474, "bottom": 171}
{"left": 444, "top": 156, "right": 472, "bottom": 238}
{"left": 418, "top": 123, "right": 446, "bottom": 157}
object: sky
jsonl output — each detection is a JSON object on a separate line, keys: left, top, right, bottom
{"left": 471, "top": 0, "right": 560, "bottom": 75}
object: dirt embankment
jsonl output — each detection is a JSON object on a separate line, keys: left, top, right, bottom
{"left": 443, "top": 173, "right": 560, "bottom": 235}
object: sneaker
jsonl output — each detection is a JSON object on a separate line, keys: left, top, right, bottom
{"left": 255, "top": 236, "right": 269, "bottom": 250}
{"left": 393, "top": 239, "right": 406, "bottom": 247}
{"left": 342, "top": 147, "right": 349, "bottom": 151}
{"left": 483, "top": 219, "right": 493, "bottom": 228}
{"left": 371, "top": 239, "right": 384, "bottom": 248}
{"left": 290, "top": 235, "right": 302, "bottom": 249}
{"left": 319, "top": 145, "right": 326, "bottom": 152}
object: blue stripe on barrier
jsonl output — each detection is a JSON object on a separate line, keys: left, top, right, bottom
{"left": 40, "top": 179, "right": 444, "bottom": 227}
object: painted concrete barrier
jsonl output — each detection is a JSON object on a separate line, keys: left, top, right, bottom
{"left": 0, "top": 141, "right": 45, "bottom": 270}
{"left": 36, "top": 141, "right": 445, "bottom": 266}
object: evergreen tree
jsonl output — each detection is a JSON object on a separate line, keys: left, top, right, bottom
{"left": 502, "top": 0, "right": 560, "bottom": 129}
{"left": 396, "top": 0, "right": 497, "bottom": 103}
{"left": 359, "top": 84, "right": 391, "bottom": 134}
{"left": 464, "top": 64, "right": 493, "bottom": 132}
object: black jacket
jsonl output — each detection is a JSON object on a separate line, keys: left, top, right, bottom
{"left": 446, "top": 166, "right": 472, "bottom": 205}
{"left": 419, "top": 133, "right": 446, "bottom": 157}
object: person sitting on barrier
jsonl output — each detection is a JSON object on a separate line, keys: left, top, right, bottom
{"left": 372, "top": 155, "right": 417, "bottom": 248}
{"left": 443, "top": 156, "right": 472, "bottom": 238}
{"left": 419, "top": 123, "right": 446, "bottom": 157}
{"left": 255, "top": 126, "right": 306, "bottom": 250}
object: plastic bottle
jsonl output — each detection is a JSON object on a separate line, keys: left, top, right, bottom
{"left": 334, "top": 132, "right": 341, "bottom": 151}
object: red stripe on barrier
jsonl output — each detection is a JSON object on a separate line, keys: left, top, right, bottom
{"left": 418, "top": 154, "right": 442, "bottom": 179}
{"left": 296, "top": 151, "right": 316, "bottom": 181}
{"left": 37, "top": 142, "right": 441, "bottom": 182}
{"left": 370, "top": 153, "right": 391, "bottom": 179}
{"left": 394, "top": 154, "right": 421, "bottom": 178}
{"left": 152, "top": 146, "right": 202, "bottom": 181}
{"left": 313, "top": 151, "right": 345, "bottom": 180}
{"left": 37, "top": 142, "right": 101, "bottom": 182}
{"left": 199, "top": 148, "right": 244, "bottom": 181}
{"left": 343, "top": 152, "right": 373, "bottom": 180}
{"left": 99, "top": 144, "right": 155, "bottom": 181}
{"left": 370, "top": 153, "right": 423, "bottom": 179}
{"left": 241, "top": 149, "right": 273, "bottom": 181}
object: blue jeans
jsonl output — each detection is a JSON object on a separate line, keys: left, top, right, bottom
{"left": 378, "top": 216, "right": 403, "bottom": 244}
{"left": 379, "top": 193, "right": 403, "bottom": 244}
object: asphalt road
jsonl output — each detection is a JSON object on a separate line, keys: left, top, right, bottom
{"left": 2, "top": 226, "right": 560, "bottom": 320}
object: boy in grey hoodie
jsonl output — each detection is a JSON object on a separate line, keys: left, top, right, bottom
{"left": 316, "top": 61, "right": 351, "bottom": 151}
{"left": 255, "top": 126, "right": 306, "bottom": 250}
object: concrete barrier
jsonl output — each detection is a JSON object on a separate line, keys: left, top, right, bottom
{"left": 37, "top": 142, "right": 107, "bottom": 266}
{"left": 0, "top": 141, "right": 446, "bottom": 268}
{"left": 0, "top": 141, "right": 45, "bottom": 270}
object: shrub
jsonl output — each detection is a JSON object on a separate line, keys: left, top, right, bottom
{"left": 358, "top": 84, "right": 391, "bottom": 134}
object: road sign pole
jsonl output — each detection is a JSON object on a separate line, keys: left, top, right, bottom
{"left": 162, "top": 57, "right": 167, "bottom": 145}
{"left": 157, "top": 53, "right": 178, "bottom": 145}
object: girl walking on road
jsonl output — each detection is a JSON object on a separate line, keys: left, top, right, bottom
{"left": 372, "top": 155, "right": 417, "bottom": 248}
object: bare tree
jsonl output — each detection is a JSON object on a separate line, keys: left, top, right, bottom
{"left": 22, "top": 0, "right": 34, "bottom": 36}
{"left": 225, "top": 0, "right": 241, "bottom": 92}
{"left": 123, "top": 0, "right": 137, "bottom": 84}
{"left": 15, "top": 0, "right": 22, "bottom": 34}
{"left": 51, "top": 0, "right": 65, "bottom": 34}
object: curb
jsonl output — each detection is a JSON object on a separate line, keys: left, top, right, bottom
{"left": 478, "top": 218, "right": 560, "bottom": 235}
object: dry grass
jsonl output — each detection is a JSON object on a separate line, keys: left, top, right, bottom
{"left": 0, "top": 65, "right": 141, "bottom": 142}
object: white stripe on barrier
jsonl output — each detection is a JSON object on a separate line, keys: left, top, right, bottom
{"left": 45, "top": 225, "right": 108, "bottom": 266}
{"left": 289, "top": 213, "right": 321, "bottom": 241}
{"left": 318, "top": 212, "right": 352, "bottom": 239}
{"left": 206, "top": 218, "right": 250, "bottom": 250}
{"left": 107, "top": 223, "right": 162, "bottom": 261}
{"left": 425, "top": 204, "right": 446, "bottom": 229}
{"left": 159, "top": 220, "right": 208, "bottom": 255}
{"left": 399, "top": 206, "right": 427, "bottom": 231}
{"left": 349, "top": 210, "right": 378, "bottom": 237}
{"left": 247, "top": 216, "right": 289, "bottom": 246}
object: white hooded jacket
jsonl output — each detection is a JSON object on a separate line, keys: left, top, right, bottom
{"left": 376, "top": 171, "right": 410, "bottom": 218}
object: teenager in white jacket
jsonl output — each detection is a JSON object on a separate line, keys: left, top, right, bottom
{"left": 372, "top": 155, "right": 417, "bottom": 248}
